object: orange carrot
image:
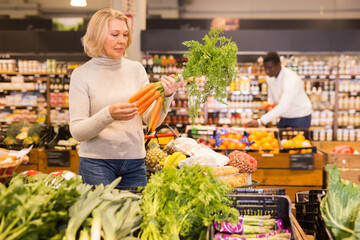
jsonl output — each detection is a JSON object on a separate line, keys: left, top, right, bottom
{"left": 137, "top": 90, "right": 161, "bottom": 110}
{"left": 139, "top": 97, "right": 158, "bottom": 115}
{"left": 148, "top": 96, "right": 163, "bottom": 132}
{"left": 128, "top": 83, "right": 155, "bottom": 103}
{"left": 135, "top": 87, "right": 157, "bottom": 107}
{"left": 152, "top": 106, "right": 162, "bottom": 132}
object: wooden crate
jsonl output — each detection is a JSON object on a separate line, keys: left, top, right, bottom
{"left": 38, "top": 149, "right": 80, "bottom": 174}
{"left": 313, "top": 141, "right": 360, "bottom": 185}
{"left": 249, "top": 152, "right": 324, "bottom": 202}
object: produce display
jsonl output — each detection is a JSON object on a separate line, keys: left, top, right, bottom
{"left": 139, "top": 165, "right": 240, "bottom": 240}
{"left": 320, "top": 165, "right": 360, "bottom": 239}
{"left": 0, "top": 172, "right": 142, "bottom": 240}
{"left": 214, "top": 215, "right": 291, "bottom": 239}
{"left": 331, "top": 145, "right": 359, "bottom": 154}
{"left": 0, "top": 146, "right": 31, "bottom": 183}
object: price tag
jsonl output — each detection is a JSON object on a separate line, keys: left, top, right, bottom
{"left": 319, "top": 75, "right": 326, "bottom": 79}
{"left": 35, "top": 74, "right": 40, "bottom": 78}
{"left": 50, "top": 74, "right": 55, "bottom": 78}
{"left": 59, "top": 74, "right": 64, "bottom": 78}
{"left": 0, "top": 106, "right": 4, "bottom": 109}
{"left": 330, "top": 75, "right": 336, "bottom": 79}
{"left": 27, "top": 106, "right": 33, "bottom": 110}
{"left": 261, "top": 153, "right": 274, "bottom": 157}
{"left": 10, "top": 106, "right": 15, "bottom": 110}
{"left": 21, "top": 89, "right": 27, "bottom": 92}
{"left": 310, "top": 75, "right": 317, "bottom": 79}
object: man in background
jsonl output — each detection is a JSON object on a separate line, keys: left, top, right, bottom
{"left": 245, "top": 52, "right": 312, "bottom": 129}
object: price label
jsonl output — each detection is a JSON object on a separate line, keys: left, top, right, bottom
{"left": 27, "top": 106, "right": 33, "bottom": 110}
{"left": 10, "top": 106, "right": 15, "bottom": 110}
{"left": 0, "top": 106, "right": 4, "bottom": 109}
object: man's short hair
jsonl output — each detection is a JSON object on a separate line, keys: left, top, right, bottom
{"left": 263, "top": 52, "right": 280, "bottom": 64}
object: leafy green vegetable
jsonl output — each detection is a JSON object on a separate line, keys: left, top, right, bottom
{"left": 320, "top": 164, "right": 360, "bottom": 239}
{"left": 0, "top": 174, "right": 82, "bottom": 240}
{"left": 180, "top": 27, "right": 239, "bottom": 123}
{"left": 139, "top": 165, "right": 239, "bottom": 240}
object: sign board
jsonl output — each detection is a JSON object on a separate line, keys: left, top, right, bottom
{"left": 290, "top": 153, "right": 314, "bottom": 170}
{"left": 47, "top": 150, "right": 70, "bottom": 167}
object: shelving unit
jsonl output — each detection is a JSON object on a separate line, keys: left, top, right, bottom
{"left": 0, "top": 59, "right": 78, "bottom": 131}
{"left": 143, "top": 53, "right": 360, "bottom": 141}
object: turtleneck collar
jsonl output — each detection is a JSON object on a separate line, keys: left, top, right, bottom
{"left": 92, "top": 55, "right": 122, "bottom": 66}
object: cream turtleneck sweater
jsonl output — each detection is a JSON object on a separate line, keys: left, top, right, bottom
{"left": 69, "top": 56, "right": 173, "bottom": 159}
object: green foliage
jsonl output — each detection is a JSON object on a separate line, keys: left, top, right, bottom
{"left": 320, "top": 164, "right": 360, "bottom": 239}
{"left": 182, "top": 28, "right": 238, "bottom": 123}
{"left": 139, "top": 165, "right": 239, "bottom": 240}
{"left": 0, "top": 174, "right": 82, "bottom": 240}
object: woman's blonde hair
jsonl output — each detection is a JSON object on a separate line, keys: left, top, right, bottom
{"left": 83, "top": 8, "right": 132, "bottom": 58}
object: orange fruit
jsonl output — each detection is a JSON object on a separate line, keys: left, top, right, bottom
{"left": 236, "top": 142, "right": 247, "bottom": 149}
{"left": 248, "top": 134, "right": 256, "bottom": 142}
{"left": 294, "top": 140, "right": 303, "bottom": 148}
{"left": 271, "top": 139, "right": 279, "bottom": 148}
{"left": 222, "top": 140, "right": 231, "bottom": 147}
{"left": 235, "top": 133, "right": 243, "bottom": 140}
{"left": 282, "top": 140, "right": 294, "bottom": 148}
{"left": 293, "top": 134, "right": 305, "bottom": 142}
{"left": 228, "top": 141, "right": 237, "bottom": 149}
{"left": 261, "top": 142, "right": 273, "bottom": 150}
{"left": 219, "top": 144, "right": 226, "bottom": 150}
{"left": 268, "top": 132, "right": 275, "bottom": 139}
{"left": 251, "top": 142, "right": 261, "bottom": 149}
{"left": 226, "top": 133, "right": 236, "bottom": 139}
{"left": 219, "top": 134, "right": 227, "bottom": 139}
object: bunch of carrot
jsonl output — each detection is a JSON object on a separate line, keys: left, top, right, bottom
{"left": 128, "top": 81, "right": 165, "bottom": 133}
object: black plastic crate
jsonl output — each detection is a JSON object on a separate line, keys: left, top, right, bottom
{"left": 295, "top": 189, "right": 327, "bottom": 234}
{"left": 212, "top": 194, "right": 297, "bottom": 239}
{"left": 315, "top": 194, "right": 334, "bottom": 240}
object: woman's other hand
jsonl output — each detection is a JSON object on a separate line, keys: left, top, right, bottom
{"left": 109, "top": 102, "right": 138, "bottom": 120}
{"left": 161, "top": 74, "right": 185, "bottom": 97}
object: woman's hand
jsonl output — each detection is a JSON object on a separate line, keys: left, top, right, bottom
{"left": 160, "top": 74, "right": 185, "bottom": 97}
{"left": 109, "top": 102, "right": 138, "bottom": 120}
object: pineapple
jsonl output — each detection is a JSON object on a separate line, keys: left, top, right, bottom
{"left": 227, "top": 150, "right": 257, "bottom": 174}
{"left": 145, "top": 141, "right": 167, "bottom": 170}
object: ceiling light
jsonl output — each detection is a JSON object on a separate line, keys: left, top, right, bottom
{"left": 70, "top": 0, "right": 87, "bottom": 7}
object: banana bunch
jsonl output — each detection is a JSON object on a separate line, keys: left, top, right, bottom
{"left": 163, "top": 152, "right": 187, "bottom": 168}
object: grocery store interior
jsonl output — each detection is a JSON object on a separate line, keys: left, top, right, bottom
{"left": 1, "top": 0, "right": 360, "bottom": 239}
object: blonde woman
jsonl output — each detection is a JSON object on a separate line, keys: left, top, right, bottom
{"left": 69, "top": 8, "right": 184, "bottom": 187}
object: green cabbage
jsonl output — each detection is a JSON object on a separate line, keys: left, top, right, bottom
{"left": 320, "top": 165, "right": 360, "bottom": 239}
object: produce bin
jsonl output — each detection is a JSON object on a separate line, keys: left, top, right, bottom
{"left": 295, "top": 189, "right": 327, "bottom": 235}
{"left": 211, "top": 194, "right": 297, "bottom": 240}
{"left": 314, "top": 141, "right": 360, "bottom": 185}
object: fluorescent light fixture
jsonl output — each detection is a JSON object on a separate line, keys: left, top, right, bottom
{"left": 70, "top": 0, "right": 87, "bottom": 7}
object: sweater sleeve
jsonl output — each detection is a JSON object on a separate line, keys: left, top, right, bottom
{"left": 69, "top": 68, "right": 114, "bottom": 142}
{"left": 260, "top": 72, "right": 300, "bottom": 125}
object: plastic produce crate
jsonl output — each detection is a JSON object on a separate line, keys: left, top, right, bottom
{"left": 210, "top": 194, "right": 297, "bottom": 240}
{"left": 295, "top": 189, "right": 327, "bottom": 235}
{"left": 315, "top": 194, "right": 334, "bottom": 240}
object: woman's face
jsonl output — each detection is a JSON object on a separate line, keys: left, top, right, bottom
{"left": 103, "top": 18, "right": 129, "bottom": 59}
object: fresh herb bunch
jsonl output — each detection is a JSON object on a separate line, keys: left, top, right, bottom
{"left": 139, "top": 165, "right": 239, "bottom": 240}
{"left": 181, "top": 27, "right": 239, "bottom": 123}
